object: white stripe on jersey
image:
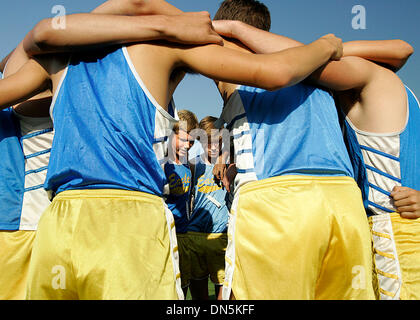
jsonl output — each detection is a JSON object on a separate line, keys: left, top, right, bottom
{"left": 14, "top": 111, "right": 54, "bottom": 230}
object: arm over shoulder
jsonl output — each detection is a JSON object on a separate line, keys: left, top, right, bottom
{"left": 0, "top": 59, "right": 50, "bottom": 110}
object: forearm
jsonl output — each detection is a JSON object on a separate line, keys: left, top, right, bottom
{"left": 182, "top": 37, "right": 337, "bottom": 92}
{"left": 23, "top": 14, "right": 173, "bottom": 56}
{"left": 92, "top": 0, "right": 182, "bottom": 16}
{"left": 343, "top": 40, "right": 414, "bottom": 71}
{"left": 24, "top": 8, "right": 221, "bottom": 56}
{"left": 308, "top": 56, "right": 375, "bottom": 91}
{"left": 216, "top": 20, "right": 303, "bottom": 53}
{"left": 250, "top": 37, "right": 338, "bottom": 91}
{"left": 221, "top": 21, "right": 413, "bottom": 72}
{"left": 265, "top": 39, "right": 337, "bottom": 89}
{"left": 24, "top": 0, "right": 182, "bottom": 56}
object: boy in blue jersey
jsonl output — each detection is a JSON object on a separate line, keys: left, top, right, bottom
{"left": 188, "top": 116, "right": 230, "bottom": 300}
{"left": 164, "top": 109, "right": 198, "bottom": 296}
{"left": 305, "top": 34, "right": 419, "bottom": 300}
{"left": 0, "top": 0, "right": 231, "bottom": 300}
{"left": 0, "top": 1, "right": 231, "bottom": 300}
{"left": 212, "top": 0, "right": 419, "bottom": 300}
{"left": 211, "top": 0, "right": 376, "bottom": 300}
{"left": 0, "top": 0, "right": 343, "bottom": 300}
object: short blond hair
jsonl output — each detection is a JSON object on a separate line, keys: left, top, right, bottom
{"left": 173, "top": 109, "right": 199, "bottom": 134}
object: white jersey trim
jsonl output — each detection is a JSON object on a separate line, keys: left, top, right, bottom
{"left": 49, "top": 61, "right": 70, "bottom": 122}
{"left": 122, "top": 46, "right": 177, "bottom": 123}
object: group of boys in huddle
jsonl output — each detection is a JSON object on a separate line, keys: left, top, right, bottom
{"left": 0, "top": 0, "right": 419, "bottom": 300}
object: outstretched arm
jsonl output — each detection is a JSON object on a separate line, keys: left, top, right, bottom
{"left": 24, "top": 11, "right": 222, "bottom": 56}
{"left": 1, "top": 0, "right": 185, "bottom": 74}
{"left": 342, "top": 40, "right": 413, "bottom": 72}
{"left": 213, "top": 20, "right": 412, "bottom": 94}
{"left": 213, "top": 20, "right": 413, "bottom": 71}
{"left": 176, "top": 34, "right": 342, "bottom": 91}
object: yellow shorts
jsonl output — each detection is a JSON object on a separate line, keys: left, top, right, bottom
{"left": 223, "top": 175, "right": 375, "bottom": 300}
{"left": 369, "top": 212, "right": 420, "bottom": 300}
{"left": 176, "top": 233, "right": 192, "bottom": 289}
{"left": 26, "top": 189, "right": 183, "bottom": 300}
{"left": 188, "top": 232, "right": 227, "bottom": 285}
{"left": 0, "top": 230, "right": 36, "bottom": 300}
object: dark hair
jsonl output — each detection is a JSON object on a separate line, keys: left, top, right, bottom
{"left": 214, "top": 0, "right": 271, "bottom": 31}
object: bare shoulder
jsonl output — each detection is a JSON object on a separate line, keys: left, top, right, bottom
{"left": 126, "top": 41, "right": 180, "bottom": 62}
{"left": 125, "top": 42, "right": 181, "bottom": 110}
{"left": 352, "top": 61, "right": 407, "bottom": 133}
{"left": 3, "top": 43, "right": 29, "bottom": 77}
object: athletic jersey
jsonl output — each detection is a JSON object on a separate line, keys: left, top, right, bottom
{"left": 188, "top": 159, "right": 229, "bottom": 234}
{"left": 45, "top": 46, "right": 178, "bottom": 197}
{"left": 0, "top": 110, "right": 52, "bottom": 231}
{"left": 343, "top": 86, "right": 420, "bottom": 216}
{"left": 216, "top": 84, "right": 354, "bottom": 193}
{"left": 13, "top": 111, "right": 53, "bottom": 230}
{"left": 164, "top": 162, "right": 191, "bottom": 234}
{"left": 0, "top": 69, "right": 53, "bottom": 231}
{"left": 0, "top": 108, "right": 25, "bottom": 230}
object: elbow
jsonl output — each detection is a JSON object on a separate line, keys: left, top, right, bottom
{"left": 129, "top": 0, "right": 152, "bottom": 15}
{"left": 396, "top": 40, "right": 414, "bottom": 60}
{"left": 263, "top": 80, "right": 288, "bottom": 91}
{"left": 33, "top": 19, "right": 55, "bottom": 46}
{"left": 260, "top": 66, "right": 294, "bottom": 91}
{"left": 389, "top": 40, "right": 414, "bottom": 72}
{"left": 33, "top": 19, "right": 54, "bottom": 47}
{"left": 404, "top": 42, "right": 414, "bottom": 59}
{"left": 130, "top": 0, "right": 147, "bottom": 5}
{"left": 24, "top": 19, "right": 54, "bottom": 56}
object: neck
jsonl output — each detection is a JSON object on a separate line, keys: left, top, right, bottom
{"left": 170, "top": 152, "right": 185, "bottom": 165}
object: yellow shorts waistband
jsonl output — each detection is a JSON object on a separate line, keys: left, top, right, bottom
{"left": 54, "top": 189, "right": 162, "bottom": 202}
{"left": 239, "top": 174, "right": 356, "bottom": 195}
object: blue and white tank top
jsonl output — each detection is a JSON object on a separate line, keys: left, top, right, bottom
{"left": 216, "top": 83, "right": 354, "bottom": 193}
{"left": 45, "top": 46, "right": 178, "bottom": 197}
{"left": 164, "top": 162, "right": 191, "bottom": 234}
{"left": 0, "top": 107, "right": 25, "bottom": 230}
{"left": 343, "top": 86, "right": 420, "bottom": 215}
{"left": 14, "top": 111, "right": 53, "bottom": 230}
{"left": 0, "top": 69, "right": 53, "bottom": 230}
{"left": 188, "top": 160, "right": 229, "bottom": 234}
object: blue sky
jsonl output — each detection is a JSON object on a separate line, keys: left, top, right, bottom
{"left": 0, "top": 0, "right": 419, "bottom": 121}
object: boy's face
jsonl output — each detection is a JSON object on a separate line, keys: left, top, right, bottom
{"left": 201, "top": 133, "right": 222, "bottom": 161}
{"left": 172, "top": 129, "right": 195, "bottom": 159}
